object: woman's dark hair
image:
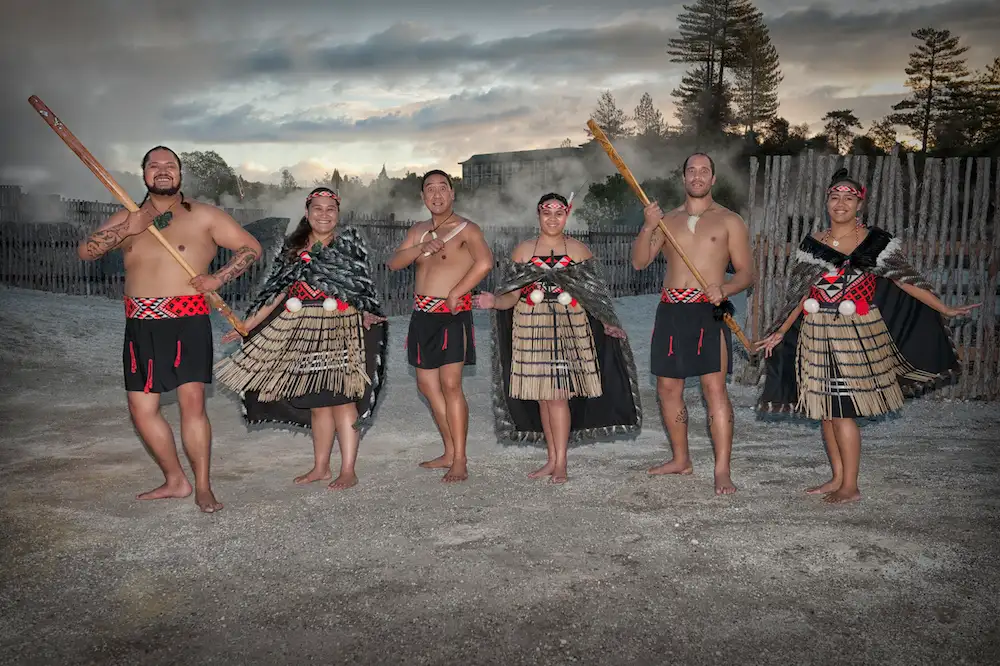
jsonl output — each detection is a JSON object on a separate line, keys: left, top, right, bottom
{"left": 537, "top": 192, "right": 568, "bottom": 209}
{"left": 285, "top": 187, "right": 340, "bottom": 259}
{"left": 828, "top": 167, "right": 864, "bottom": 192}
{"left": 139, "top": 145, "right": 191, "bottom": 211}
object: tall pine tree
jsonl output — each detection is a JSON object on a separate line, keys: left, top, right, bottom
{"left": 667, "top": 0, "right": 759, "bottom": 135}
{"left": 866, "top": 117, "right": 898, "bottom": 152}
{"left": 731, "top": 10, "right": 782, "bottom": 136}
{"left": 587, "top": 90, "right": 633, "bottom": 139}
{"left": 822, "top": 110, "right": 862, "bottom": 154}
{"left": 933, "top": 57, "right": 1000, "bottom": 154}
{"left": 975, "top": 58, "right": 1000, "bottom": 149}
{"left": 890, "top": 28, "right": 969, "bottom": 153}
{"left": 633, "top": 92, "right": 667, "bottom": 138}
{"left": 670, "top": 65, "right": 733, "bottom": 135}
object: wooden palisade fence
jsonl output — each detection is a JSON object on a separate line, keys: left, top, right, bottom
{"left": 742, "top": 147, "right": 999, "bottom": 400}
{"left": 4, "top": 150, "right": 998, "bottom": 401}
{"left": 0, "top": 213, "right": 666, "bottom": 318}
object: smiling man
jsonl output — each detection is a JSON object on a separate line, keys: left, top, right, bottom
{"left": 630, "top": 153, "right": 754, "bottom": 496}
{"left": 76, "top": 145, "right": 261, "bottom": 513}
{"left": 386, "top": 169, "right": 493, "bottom": 483}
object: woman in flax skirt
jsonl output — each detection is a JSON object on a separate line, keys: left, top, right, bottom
{"left": 479, "top": 193, "right": 641, "bottom": 483}
{"left": 756, "top": 168, "right": 978, "bottom": 503}
{"left": 215, "top": 187, "right": 388, "bottom": 490}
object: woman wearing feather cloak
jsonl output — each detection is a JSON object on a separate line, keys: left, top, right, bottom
{"left": 755, "top": 169, "right": 978, "bottom": 503}
{"left": 215, "top": 188, "right": 388, "bottom": 491}
{"left": 478, "top": 193, "right": 642, "bottom": 483}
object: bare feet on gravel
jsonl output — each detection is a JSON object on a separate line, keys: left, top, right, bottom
{"left": 294, "top": 468, "right": 332, "bottom": 485}
{"left": 137, "top": 477, "right": 192, "bottom": 501}
{"left": 528, "top": 462, "right": 555, "bottom": 479}
{"left": 647, "top": 458, "right": 694, "bottom": 476}
{"left": 194, "top": 487, "right": 223, "bottom": 513}
{"left": 442, "top": 458, "right": 468, "bottom": 483}
{"left": 420, "top": 455, "right": 453, "bottom": 469}
{"left": 714, "top": 470, "right": 737, "bottom": 495}
{"left": 823, "top": 487, "right": 862, "bottom": 504}
{"left": 327, "top": 472, "right": 358, "bottom": 491}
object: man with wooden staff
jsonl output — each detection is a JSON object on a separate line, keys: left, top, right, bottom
{"left": 631, "top": 153, "right": 754, "bottom": 495}
{"left": 387, "top": 169, "right": 493, "bottom": 483}
{"left": 76, "top": 145, "right": 262, "bottom": 513}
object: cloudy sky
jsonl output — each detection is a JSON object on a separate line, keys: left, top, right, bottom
{"left": 2, "top": 0, "right": 997, "bottom": 200}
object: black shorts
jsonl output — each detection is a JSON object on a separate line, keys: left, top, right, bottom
{"left": 123, "top": 295, "right": 213, "bottom": 393}
{"left": 407, "top": 294, "right": 476, "bottom": 370}
{"left": 650, "top": 293, "right": 732, "bottom": 379}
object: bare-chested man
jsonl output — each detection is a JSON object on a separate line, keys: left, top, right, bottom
{"left": 387, "top": 170, "right": 493, "bottom": 483}
{"left": 631, "top": 153, "right": 754, "bottom": 495}
{"left": 76, "top": 146, "right": 261, "bottom": 512}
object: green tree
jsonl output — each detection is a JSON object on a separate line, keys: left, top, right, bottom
{"left": 633, "top": 92, "right": 667, "bottom": 139}
{"left": 667, "top": 0, "right": 759, "bottom": 136}
{"left": 890, "top": 28, "right": 969, "bottom": 153}
{"left": 671, "top": 64, "right": 734, "bottom": 135}
{"left": 587, "top": 90, "right": 633, "bottom": 139}
{"left": 731, "top": 12, "right": 782, "bottom": 135}
{"left": 180, "top": 150, "right": 238, "bottom": 204}
{"left": 822, "top": 109, "right": 862, "bottom": 153}
{"left": 866, "top": 117, "right": 898, "bottom": 152}
{"left": 280, "top": 168, "right": 298, "bottom": 194}
{"left": 935, "top": 57, "right": 1000, "bottom": 153}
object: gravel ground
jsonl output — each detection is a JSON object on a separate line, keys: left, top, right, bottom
{"left": 1, "top": 286, "right": 998, "bottom": 665}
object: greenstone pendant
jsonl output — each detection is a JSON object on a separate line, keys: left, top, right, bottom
{"left": 153, "top": 211, "right": 173, "bottom": 230}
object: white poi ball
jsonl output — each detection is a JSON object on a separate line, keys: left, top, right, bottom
{"left": 556, "top": 291, "right": 573, "bottom": 306}
{"left": 803, "top": 298, "right": 820, "bottom": 314}
{"left": 529, "top": 289, "right": 545, "bottom": 304}
{"left": 285, "top": 297, "right": 303, "bottom": 312}
{"left": 322, "top": 297, "right": 337, "bottom": 312}
{"left": 838, "top": 299, "right": 857, "bottom": 316}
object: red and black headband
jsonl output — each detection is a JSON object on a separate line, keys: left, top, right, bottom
{"left": 827, "top": 182, "right": 866, "bottom": 200}
{"left": 306, "top": 190, "right": 341, "bottom": 205}
{"left": 538, "top": 199, "right": 571, "bottom": 213}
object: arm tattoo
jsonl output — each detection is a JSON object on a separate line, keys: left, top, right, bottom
{"left": 84, "top": 218, "right": 130, "bottom": 259}
{"left": 213, "top": 245, "right": 259, "bottom": 284}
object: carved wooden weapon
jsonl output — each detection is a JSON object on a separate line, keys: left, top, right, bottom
{"left": 586, "top": 119, "right": 751, "bottom": 349}
{"left": 29, "top": 95, "right": 247, "bottom": 336}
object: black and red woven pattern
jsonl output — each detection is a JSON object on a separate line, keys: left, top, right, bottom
{"left": 413, "top": 293, "right": 472, "bottom": 313}
{"left": 660, "top": 288, "right": 711, "bottom": 304}
{"left": 530, "top": 255, "right": 571, "bottom": 269}
{"left": 124, "top": 294, "right": 210, "bottom": 320}
{"left": 287, "top": 280, "right": 328, "bottom": 301}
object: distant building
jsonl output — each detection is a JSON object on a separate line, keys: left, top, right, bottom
{"left": 459, "top": 147, "right": 586, "bottom": 190}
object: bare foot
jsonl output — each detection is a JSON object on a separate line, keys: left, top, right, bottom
{"left": 648, "top": 459, "right": 694, "bottom": 476}
{"left": 528, "top": 462, "right": 555, "bottom": 479}
{"left": 714, "top": 471, "right": 737, "bottom": 495}
{"left": 420, "top": 454, "right": 453, "bottom": 469}
{"left": 805, "top": 479, "right": 841, "bottom": 495}
{"left": 823, "top": 488, "right": 862, "bottom": 504}
{"left": 550, "top": 466, "right": 568, "bottom": 485}
{"left": 294, "top": 468, "right": 332, "bottom": 485}
{"left": 442, "top": 459, "right": 468, "bottom": 483}
{"left": 327, "top": 472, "right": 358, "bottom": 491}
{"left": 136, "top": 478, "right": 192, "bottom": 501}
{"left": 195, "top": 488, "right": 223, "bottom": 513}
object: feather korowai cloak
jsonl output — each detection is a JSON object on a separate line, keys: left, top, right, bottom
{"left": 229, "top": 226, "right": 388, "bottom": 434}
{"left": 491, "top": 257, "right": 642, "bottom": 444}
{"left": 757, "top": 226, "right": 959, "bottom": 417}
